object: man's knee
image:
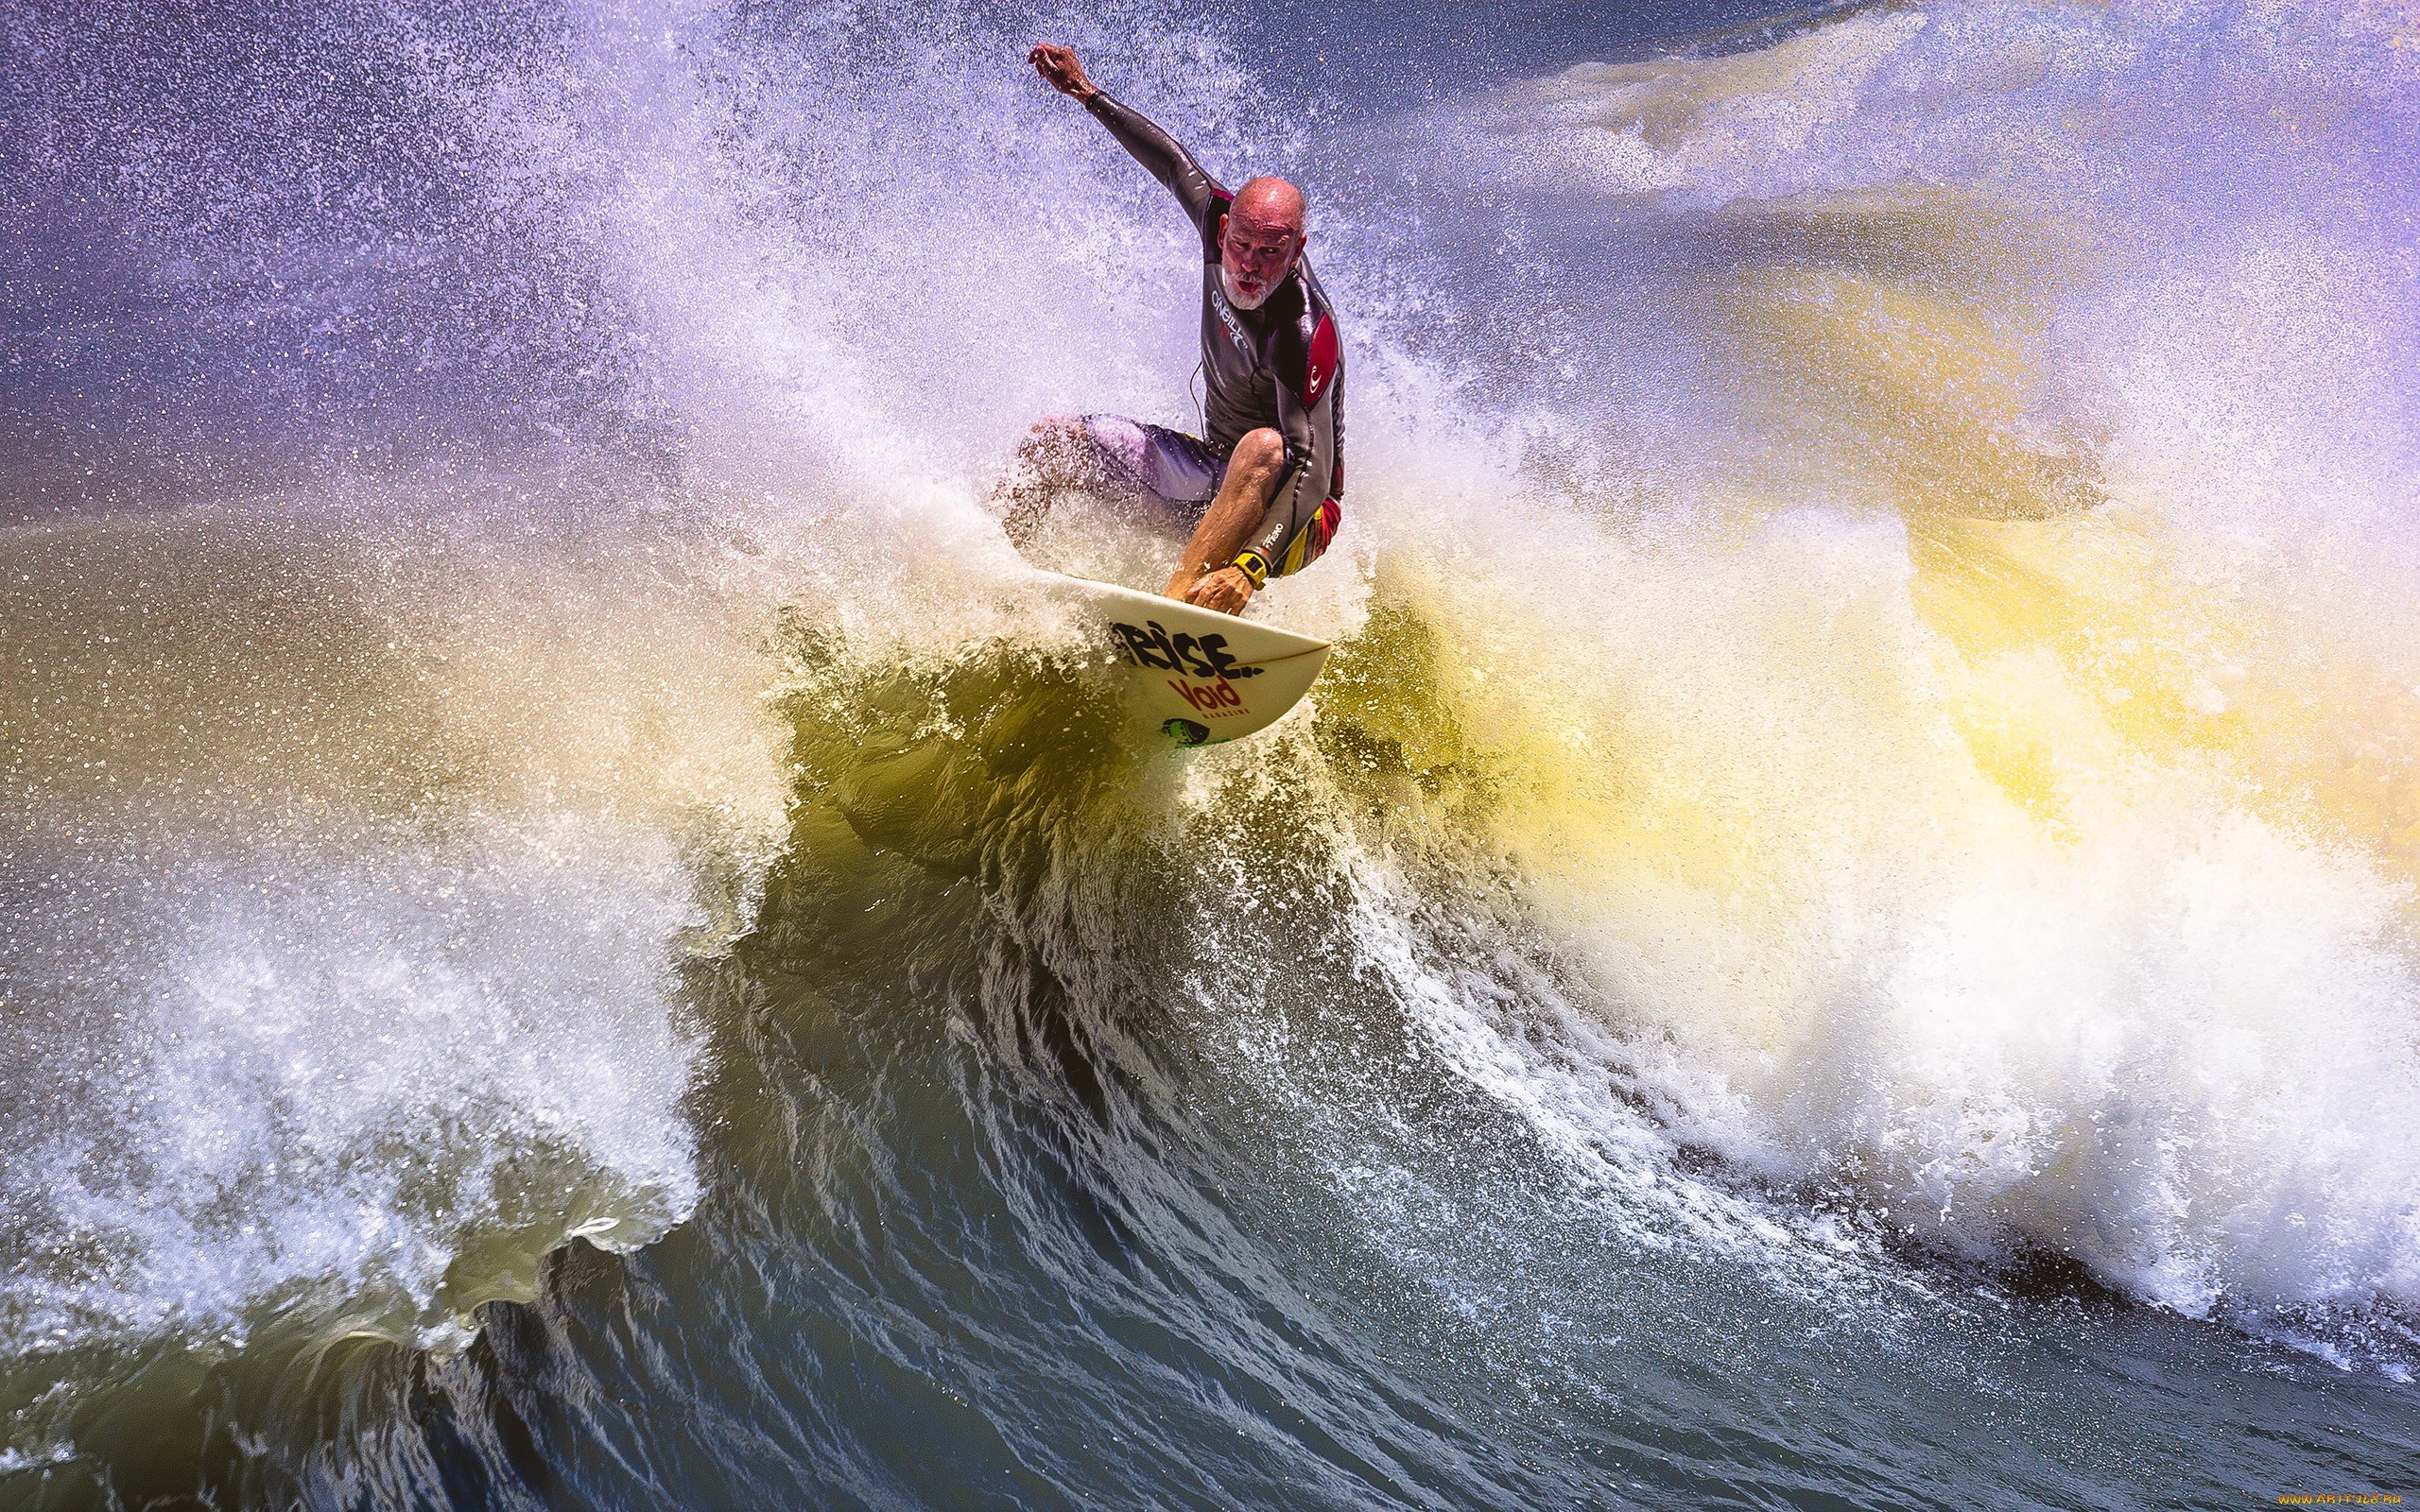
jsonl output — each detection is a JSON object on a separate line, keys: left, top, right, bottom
{"left": 1232, "top": 427, "right": 1286, "bottom": 480}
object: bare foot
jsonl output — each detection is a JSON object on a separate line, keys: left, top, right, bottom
{"left": 995, "top": 417, "right": 1092, "bottom": 546}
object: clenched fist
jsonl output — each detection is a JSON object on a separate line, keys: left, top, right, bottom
{"left": 1028, "top": 43, "right": 1098, "bottom": 102}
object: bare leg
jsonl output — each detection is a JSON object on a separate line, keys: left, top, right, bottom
{"left": 1165, "top": 427, "right": 1285, "bottom": 612}
{"left": 996, "top": 416, "right": 1098, "bottom": 546}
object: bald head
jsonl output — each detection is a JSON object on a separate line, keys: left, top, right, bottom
{"left": 1238, "top": 176, "right": 1316, "bottom": 238}
{"left": 1218, "top": 177, "right": 1309, "bottom": 310}
{"left": 1231, "top": 176, "right": 1306, "bottom": 236}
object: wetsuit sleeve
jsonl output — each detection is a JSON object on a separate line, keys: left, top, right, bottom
{"left": 1082, "top": 91, "right": 1223, "bottom": 224}
{"left": 1239, "top": 316, "right": 1341, "bottom": 572}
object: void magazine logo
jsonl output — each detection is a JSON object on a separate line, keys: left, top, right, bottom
{"left": 1166, "top": 678, "right": 1245, "bottom": 717}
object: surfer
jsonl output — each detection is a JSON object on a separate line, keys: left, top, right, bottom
{"left": 1011, "top": 43, "right": 1343, "bottom": 616}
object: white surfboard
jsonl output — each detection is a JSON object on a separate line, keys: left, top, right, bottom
{"left": 1037, "top": 571, "right": 1330, "bottom": 746}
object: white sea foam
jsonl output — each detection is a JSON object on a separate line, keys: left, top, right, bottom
{"left": 1335, "top": 0, "right": 2420, "bottom": 1342}
{"left": 0, "top": 0, "right": 1277, "bottom": 1359}
{"left": 0, "top": 487, "right": 800, "bottom": 1351}
{"left": 7, "top": 821, "right": 707, "bottom": 1347}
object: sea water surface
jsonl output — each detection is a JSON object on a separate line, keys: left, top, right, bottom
{"left": 5, "top": 0, "right": 2420, "bottom": 1506}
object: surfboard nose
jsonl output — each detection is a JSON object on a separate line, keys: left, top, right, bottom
{"left": 1034, "top": 569, "right": 1331, "bottom": 746}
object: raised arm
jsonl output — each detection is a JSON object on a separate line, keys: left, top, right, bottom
{"left": 1029, "top": 43, "right": 1223, "bottom": 223}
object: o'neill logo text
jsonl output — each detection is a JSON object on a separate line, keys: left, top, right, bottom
{"left": 1212, "top": 289, "right": 1253, "bottom": 356}
{"left": 1110, "top": 620, "right": 1263, "bottom": 680}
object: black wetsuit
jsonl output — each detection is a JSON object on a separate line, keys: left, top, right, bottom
{"left": 1083, "top": 90, "right": 1345, "bottom": 581}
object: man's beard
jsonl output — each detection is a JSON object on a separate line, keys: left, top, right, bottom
{"left": 1221, "top": 263, "right": 1281, "bottom": 311}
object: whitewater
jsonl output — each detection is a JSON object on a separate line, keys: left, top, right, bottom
{"left": 4, "top": 0, "right": 2418, "bottom": 1504}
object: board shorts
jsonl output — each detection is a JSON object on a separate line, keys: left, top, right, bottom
{"left": 1080, "top": 414, "right": 1340, "bottom": 578}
